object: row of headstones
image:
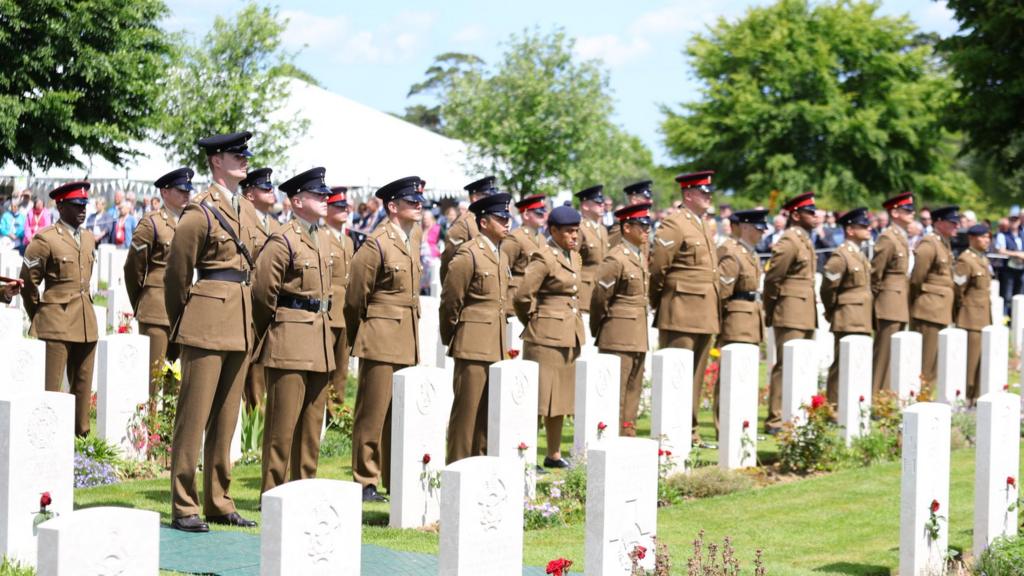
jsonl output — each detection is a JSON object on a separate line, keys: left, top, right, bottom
{"left": 900, "top": 394, "right": 1021, "bottom": 575}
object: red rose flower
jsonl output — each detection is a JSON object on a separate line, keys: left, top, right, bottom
{"left": 507, "top": 349, "right": 520, "bottom": 359}
{"left": 518, "top": 442, "right": 528, "bottom": 451}
{"left": 955, "top": 389, "right": 962, "bottom": 398}
{"left": 40, "top": 492, "right": 52, "bottom": 509}
{"left": 858, "top": 395, "right": 865, "bottom": 403}
{"left": 811, "top": 395, "right": 826, "bottom": 409}
{"left": 930, "top": 499, "right": 940, "bottom": 513}
{"left": 742, "top": 420, "right": 750, "bottom": 430}
{"left": 546, "top": 557, "right": 573, "bottom": 575}
{"left": 658, "top": 449, "right": 665, "bottom": 457}
{"left": 909, "top": 390, "right": 916, "bottom": 397}
{"left": 1004, "top": 384, "right": 1011, "bottom": 391}
{"left": 623, "top": 421, "right": 634, "bottom": 429}
{"left": 1008, "top": 476, "right": 1017, "bottom": 488}
{"left": 422, "top": 453, "right": 431, "bottom": 465}
{"left": 664, "top": 450, "right": 672, "bottom": 457}
{"left": 633, "top": 545, "right": 647, "bottom": 560}
{"left": 597, "top": 421, "right": 607, "bottom": 431}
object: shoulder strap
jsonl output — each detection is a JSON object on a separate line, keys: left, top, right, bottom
{"left": 201, "top": 200, "right": 255, "bottom": 270}
{"left": 281, "top": 234, "right": 294, "bottom": 269}
{"left": 148, "top": 215, "right": 157, "bottom": 245}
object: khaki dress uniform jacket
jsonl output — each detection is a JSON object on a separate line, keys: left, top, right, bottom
{"left": 649, "top": 207, "right": 720, "bottom": 432}
{"left": 439, "top": 211, "right": 478, "bottom": 282}
{"left": 578, "top": 218, "right": 609, "bottom": 314}
{"left": 345, "top": 220, "right": 421, "bottom": 489}
{"left": 252, "top": 219, "right": 335, "bottom": 493}
{"left": 716, "top": 237, "right": 764, "bottom": 345}
{"left": 243, "top": 211, "right": 281, "bottom": 409}
{"left": 820, "top": 240, "right": 872, "bottom": 403}
{"left": 124, "top": 208, "right": 178, "bottom": 394}
{"left": 763, "top": 226, "right": 817, "bottom": 430}
{"left": 325, "top": 227, "right": 354, "bottom": 420}
{"left": 164, "top": 184, "right": 260, "bottom": 519}
{"left": 870, "top": 225, "right": 910, "bottom": 393}
{"left": 909, "top": 233, "right": 955, "bottom": 386}
{"left": 590, "top": 242, "right": 648, "bottom": 434}
{"left": 514, "top": 239, "right": 585, "bottom": 417}
{"left": 501, "top": 226, "right": 544, "bottom": 307}
{"left": 20, "top": 222, "right": 98, "bottom": 437}
{"left": 954, "top": 248, "right": 992, "bottom": 400}
{"left": 440, "top": 236, "right": 510, "bottom": 462}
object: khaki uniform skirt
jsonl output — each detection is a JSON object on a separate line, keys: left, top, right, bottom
{"left": 525, "top": 342, "right": 579, "bottom": 417}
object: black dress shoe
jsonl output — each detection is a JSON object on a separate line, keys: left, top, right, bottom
{"left": 362, "top": 484, "right": 388, "bottom": 502}
{"left": 171, "top": 514, "right": 209, "bottom": 533}
{"left": 543, "top": 456, "right": 570, "bottom": 469}
{"left": 206, "top": 512, "right": 257, "bottom": 527}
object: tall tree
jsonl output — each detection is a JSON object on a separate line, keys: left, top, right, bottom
{"left": 662, "top": 0, "right": 977, "bottom": 209}
{"left": 941, "top": 1, "right": 1024, "bottom": 178}
{"left": 0, "top": 0, "right": 173, "bottom": 172}
{"left": 155, "top": 2, "right": 311, "bottom": 174}
{"left": 440, "top": 28, "right": 654, "bottom": 198}
{"left": 402, "top": 52, "right": 485, "bottom": 134}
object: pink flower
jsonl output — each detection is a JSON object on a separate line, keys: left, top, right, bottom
{"left": 597, "top": 422, "right": 607, "bottom": 431}
{"left": 517, "top": 442, "right": 528, "bottom": 451}
{"left": 623, "top": 421, "right": 634, "bottom": 429}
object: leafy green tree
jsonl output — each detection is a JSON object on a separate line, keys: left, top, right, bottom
{"left": 0, "top": 0, "right": 173, "bottom": 172}
{"left": 402, "top": 52, "right": 485, "bottom": 134}
{"left": 662, "top": 0, "right": 977, "bottom": 209}
{"left": 155, "top": 2, "right": 311, "bottom": 174}
{"left": 440, "top": 28, "right": 654, "bottom": 199}
{"left": 941, "top": 1, "right": 1024, "bottom": 178}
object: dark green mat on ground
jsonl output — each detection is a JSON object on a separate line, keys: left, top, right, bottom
{"left": 159, "top": 526, "right": 572, "bottom": 575}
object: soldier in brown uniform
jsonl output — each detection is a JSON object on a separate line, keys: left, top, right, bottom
{"left": 345, "top": 176, "right": 424, "bottom": 502}
{"left": 124, "top": 168, "right": 193, "bottom": 391}
{"left": 954, "top": 224, "right": 993, "bottom": 402}
{"left": 590, "top": 202, "right": 651, "bottom": 436}
{"left": 714, "top": 209, "right": 768, "bottom": 429}
{"left": 252, "top": 167, "right": 335, "bottom": 493}
{"left": 441, "top": 193, "right": 513, "bottom": 462}
{"left": 649, "top": 171, "right": 720, "bottom": 439}
{"left": 910, "top": 205, "right": 960, "bottom": 388}
{"left": 324, "top": 187, "right": 354, "bottom": 420}
{"left": 820, "top": 208, "right": 873, "bottom": 405}
{"left": 20, "top": 181, "right": 98, "bottom": 437}
{"left": 576, "top": 185, "right": 609, "bottom": 314}
{"left": 514, "top": 202, "right": 585, "bottom": 468}
{"left": 439, "top": 176, "right": 498, "bottom": 282}
{"left": 871, "top": 192, "right": 915, "bottom": 393}
{"left": 502, "top": 194, "right": 547, "bottom": 305}
{"left": 763, "top": 192, "right": 819, "bottom": 433}
{"left": 164, "top": 131, "right": 261, "bottom": 532}
{"left": 240, "top": 167, "right": 279, "bottom": 409}
{"left": 608, "top": 180, "right": 653, "bottom": 248}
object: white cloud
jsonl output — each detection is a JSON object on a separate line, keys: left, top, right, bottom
{"left": 911, "top": 1, "right": 958, "bottom": 35}
{"left": 281, "top": 10, "right": 351, "bottom": 52}
{"left": 452, "top": 23, "right": 485, "bottom": 45}
{"left": 628, "top": 0, "right": 723, "bottom": 37}
{"left": 276, "top": 9, "right": 437, "bottom": 65}
{"left": 574, "top": 34, "right": 652, "bottom": 67}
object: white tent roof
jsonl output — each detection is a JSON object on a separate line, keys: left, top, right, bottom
{"left": 2, "top": 79, "right": 475, "bottom": 200}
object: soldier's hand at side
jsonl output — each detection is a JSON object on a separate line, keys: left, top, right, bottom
{"left": 2, "top": 279, "right": 23, "bottom": 300}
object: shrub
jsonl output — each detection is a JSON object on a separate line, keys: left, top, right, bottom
{"left": 0, "top": 556, "right": 34, "bottom": 576}
{"left": 666, "top": 468, "right": 754, "bottom": 500}
{"left": 976, "top": 535, "right": 1024, "bottom": 576}
{"left": 845, "top": 429, "right": 899, "bottom": 467}
{"left": 777, "top": 396, "right": 844, "bottom": 473}
{"left": 74, "top": 435, "right": 120, "bottom": 465}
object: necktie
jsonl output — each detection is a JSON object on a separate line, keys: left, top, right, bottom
{"left": 309, "top": 225, "right": 319, "bottom": 249}
{"left": 231, "top": 194, "right": 239, "bottom": 215}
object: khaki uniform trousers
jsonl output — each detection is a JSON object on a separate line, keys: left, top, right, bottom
{"left": 139, "top": 323, "right": 172, "bottom": 398}
{"left": 243, "top": 360, "right": 267, "bottom": 411}
{"left": 446, "top": 359, "right": 490, "bottom": 464}
{"left": 827, "top": 331, "right": 867, "bottom": 406}
{"left": 326, "top": 327, "right": 349, "bottom": 420}
{"left": 768, "top": 328, "right": 816, "bottom": 431}
{"left": 260, "top": 368, "right": 330, "bottom": 493}
{"left": 911, "top": 319, "right": 944, "bottom": 387}
{"left": 351, "top": 359, "right": 407, "bottom": 490}
{"left": 44, "top": 340, "right": 96, "bottom": 437}
{"left": 659, "top": 330, "right": 713, "bottom": 434}
{"left": 966, "top": 329, "right": 982, "bottom": 402}
{"left": 871, "top": 319, "right": 904, "bottom": 394}
{"left": 170, "top": 345, "right": 247, "bottom": 518}
{"left": 604, "top": 350, "right": 645, "bottom": 437}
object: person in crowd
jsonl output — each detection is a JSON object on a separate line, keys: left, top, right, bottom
{"left": 149, "top": 196, "right": 162, "bottom": 212}
{"left": 23, "top": 195, "right": 51, "bottom": 247}
{"left": 324, "top": 187, "right": 354, "bottom": 423}
{"left": 954, "top": 224, "right": 993, "bottom": 402}
{"left": 502, "top": 195, "right": 548, "bottom": 305}
{"left": 871, "top": 192, "right": 915, "bottom": 394}
{"left": 439, "top": 176, "right": 498, "bottom": 282}
{"left": 609, "top": 180, "right": 653, "bottom": 247}
{"left": 86, "top": 197, "right": 114, "bottom": 245}
{"left": 995, "top": 214, "right": 1023, "bottom": 316}
{"left": 0, "top": 200, "right": 18, "bottom": 251}
{"left": 576, "top": 185, "right": 609, "bottom": 315}
{"left": 910, "top": 205, "right": 959, "bottom": 389}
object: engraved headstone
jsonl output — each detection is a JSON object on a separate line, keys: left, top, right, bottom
{"left": 838, "top": 335, "right": 872, "bottom": 445}
{"left": 936, "top": 328, "right": 967, "bottom": 404}
{"left": 0, "top": 392, "right": 75, "bottom": 566}
{"left": 900, "top": 402, "right": 951, "bottom": 576}
{"left": 260, "top": 478, "right": 362, "bottom": 576}
{"left": 0, "top": 307, "right": 24, "bottom": 341}
{"left": 890, "top": 331, "right": 922, "bottom": 400}
{"left": 719, "top": 343, "right": 759, "bottom": 469}
{"left": 782, "top": 339, "right": 817, "bottom": 424}
{"left": 97, "top": 244, "right": 116, "bottom": 285}
{"left": 36, "top": 507, "right": 159, "bottom": 576}
{"left": 573, "top": 353, "right": 621, "bottom": 457}
{"left": 585, "top": 437, "right": 658, "bottom": 575}
{"left": 974, "top": 392, "right": 1021, "bottom": 556}
{"left": 97, "top": 334, "right": 151, "bottom": 458}
{"left": 980, "top": 325, "right": 1009, "bottom": 397}
{"left": 0, "top": 337, "right": 45, "bottom": 397}
{"left": 390, "top": 366, "right": 453, "bottom": 528}
{"left": 439, "top": 456, "right": 523, "bottom": 576}
{"left": 487, "top": 359, "right": 540, "bottom": 499}
{"left": 650, "top": 348, "right": 692, "bottom": 469}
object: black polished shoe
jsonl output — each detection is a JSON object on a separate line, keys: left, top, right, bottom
{"left": 362, "top": 484, "right": 388, "bottom": 502}
{"left": 206, "top": 511, "right": 257, "bottom": 527}
{"left": 170, "top": 514, "right": 209, "bottom": 533}
{"left": 543, "top": 456, "right": 570, "bottom": 469}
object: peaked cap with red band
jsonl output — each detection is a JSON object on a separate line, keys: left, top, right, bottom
{"left": 782, "top": 191, "right": 816, "bottom": 213}
{"left": 614, "top": 201, "right": 653, "bottom": 224}
{"left": 49, "top": 181, "right": 91, "bottom": 205}
{"left": 515, "top": 194, "right": 547, "bottom": 213}
{"left": 675, "top": 170, "right": 715, "bottom": 190}
{"left": 327, "top": 186, "right": 348, "bottom": 207}
{"left": 882, "top": 191, "right": 914, "bottom": 211}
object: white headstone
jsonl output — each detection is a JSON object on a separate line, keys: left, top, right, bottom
{"left": 936, "top": 328, "right": 967, "bottom": 404}
{"left": 1012, "top": 294, "right": 1024, "bottom": 356}
{"left": 417, "top": 296, "right": 445, "bottom": 370}
{"left": 106, "top": 248, "right": 128, "bottom": 290}
{"left": 36, "top": 507, "right": 159, "bottom": 576}
{"left": 260, "top": 478, "right": 362, "bottom": 576}
{"left": 93, "top": 305, "right": 107, "bottom": 336}
{"left": 782, "top": 339, "right": 817, "bottom": 424}
{"left": 974, "top": 392, "right": 1021, "bottom": 555}
{"left": 718, "top": 343, "right": 759, "bottom": 469}
{"left": 0, "top": 392, "right": 75, "bottom": 566}
{"left": 890, "top": 331, "right": 922, "bottom": 400}
{"left": 573, "top": 353, "right": 621, "bottom": 457}
{"left": 585, "top": 437, "right": 658, "bottom": 575}
{"left": 0, "top": 307, "right": 25, "bottom": 341}
{"left": 105, "top": 286, "right": 134, "bottom": 332}
{"left": 505, "top": 316, "right": 525, "bottom": 353}
{"left": 97, "top": 334, "right": 151, "bottom": 458}
{"left": 97, "top": 244, "right": 117, "bottom": 285}
{"left": 814, "top": 326, "right": 834, "bottom": 379}
{"left": 0, "top": 337, "right": 45, "bottom": 397}
{"left": 980, "top": 325, "right": 1009, "bottom": 397}
{"left": 992, "top": 296, "right": 1005, "bottom": 328}
{"left": 428, "top": 262, "right": 441, "bottom": 298}
{"left": 838, "top": 335, "right": 872, "bottom": 445}
{"left": 650, "top": 349, "right": 692, "bottom": 469}
{"left": 487, "top": 359, "right": 540, "bottom": 499}
{"left": 900, "top": 402, "right": 951, "bottom": 576}
{"left": 438, "top": 456, "right": 523, "bottom": 576}
{"left": 389, "top": 366, "right": 453, "bottom": 528}
{"left": 766, "top": 326, "right": 776, "bottom": 368}
{"left": 231, "top": 400, "right": 243, "bottom": 463}
{"left": 644, "top": 323, "right": 657, "bottom": 379}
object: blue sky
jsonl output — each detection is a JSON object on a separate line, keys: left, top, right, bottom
{"left": 164, "top": 0, "right": 959, "bottom": 165}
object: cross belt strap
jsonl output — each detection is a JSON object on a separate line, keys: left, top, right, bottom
{"left": 197, "top": 269, "right": 250, "bottom": 283}
{"left": 201, "top": 200, "right": 255, "bottom": 270}
{"left": 278, "top": 294, "right": 331, "bottom": 313}
{"left": 730, "top": 291, "right": 761, "bottom": 302}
